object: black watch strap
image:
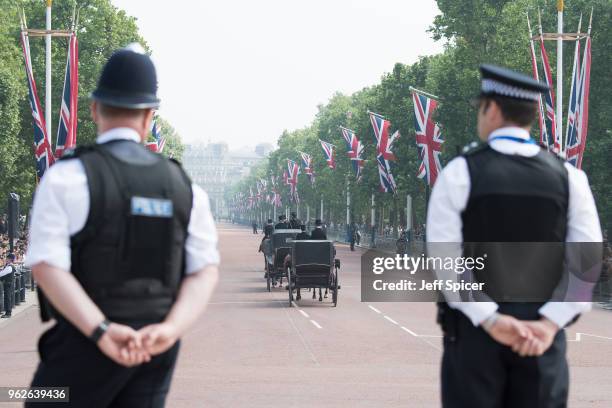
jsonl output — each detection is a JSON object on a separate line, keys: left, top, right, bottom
{"left": 89, "top": 319, "right": 111, "bottom": 343}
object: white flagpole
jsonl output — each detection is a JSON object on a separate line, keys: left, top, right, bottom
{"left": 556, "top": 0, "right": 563, "bottom": 154}
{"left": 45, "top": 0, "right": 53, "bottom": 145}
{"left": 564, "top": 14, "right": 582, "bottom": 154}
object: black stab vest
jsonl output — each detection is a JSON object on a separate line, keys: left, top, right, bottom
{"left": 461, "top": 144, "right": 569, "bottom": 306}
{"left": 65, "top": 140, "right": 193, "bottom": 321}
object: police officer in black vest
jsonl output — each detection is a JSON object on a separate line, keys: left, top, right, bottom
{"left": 427, "top": 64, "right": 602, "bottom": 407}
{"left": 25, "top": 44, "right": 220, "bottom": 407}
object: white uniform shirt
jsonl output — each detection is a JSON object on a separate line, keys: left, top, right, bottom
{"left": 427, "top": 126, "right": 602, "bottom": 328}
{"left": 0, "top": 265, "right": 14, "bottom": 279}
{"left": 26, "top": 128, "right": 220, "bottom": 275}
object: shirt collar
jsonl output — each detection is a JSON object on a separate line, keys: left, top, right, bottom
{"left": 488, "top": 126, "right": 531, "bottom": 142}
{"left": 96, "top": 127, "right": 142, "bottom": 145}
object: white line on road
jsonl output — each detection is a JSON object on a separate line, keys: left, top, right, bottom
{"left": 384, "top": 315, "right": 398, "bottom": 325}
{"left": 401, "top": 326, "right": 418, "bottom": 337}
{"left": 369, "top": 305, "right": 381, "bottom": 314}
{"left": 299, "top": 309, "right": 310, "bottom": 318}
{"left": 310, "top": 320, "right": 322, "bottom": 329}
{"left": 568, "top": 332, "right": 612, "bottom": 342}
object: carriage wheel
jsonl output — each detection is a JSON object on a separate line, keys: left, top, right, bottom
{"left": 332, "top": 269, "right": 339, "bottom": 307}
{"left": 287, "top": 268, "right": 294, "bottom": 307}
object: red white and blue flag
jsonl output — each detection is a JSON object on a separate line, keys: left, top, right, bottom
{"left": 20, "top": 30, "right": 55, "bottom": 178}
{"left": 152, "top": 120, "right": 166, "bottom": 153}
{"left": 412, "top": 92, "right": 444, "bottom": 186}
{"left": 286, "top": 159, "right": 300, "bottom": 203}
{"left": 270, "top": 175, "right": 282, "bottom": 208}
{"left": 146, "top": 120, "right": 166, "bottom": 153}
{"left": 369, "top": 112, "right": 399, "bottom": 193}
{"left": 340, "top": 127, "right": 365, "bottom": 181}
{"left": 539, "top": 39, "right": 560, "bottom": 152}
{"left": 565, "top": 35, "right": 581, "bottom": 167}
{"left": 55, "top": 32, "right": 79, "bottom": 158}
{"left": 319, "top": 140, "right": 336, "bottom": 169}
{"left": 567, "top": 33, "right": 591, "bottom": 168}
{"left": 376, "top": 155, "right": 396, "bottom": 193}
{"left": 299, "top": 151, "right": 315, "bottom": 184}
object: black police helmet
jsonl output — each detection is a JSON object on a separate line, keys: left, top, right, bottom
{"left": 91, "top": 43, "right": 160, "bottom": 109}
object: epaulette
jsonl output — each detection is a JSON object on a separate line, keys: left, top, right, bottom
{"left": 461, "top": 141, "right": 488, "bottom": 156}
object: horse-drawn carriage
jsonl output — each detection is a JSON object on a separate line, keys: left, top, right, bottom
{"left": 263, "top": 229, "right": 301, "bottom": 291}
{"left": 287, "top": 240, "right": 340, "bottom": 307}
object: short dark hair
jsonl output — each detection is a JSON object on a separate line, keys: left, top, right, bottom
{"left": 315, "top": 219, "right": 322, "bottom": 226}
{"left": 97, "top": 103, "right": 149, "bottom": 119}
{"left": 481, "top": 96, "right": 538, "bottom": 127}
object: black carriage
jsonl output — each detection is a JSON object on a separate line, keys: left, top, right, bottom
{"left": 265, "top": 229, "right": 301, "bottom": 291}
{"left": 288, "top": 240, "right": 340, "bottom": 307}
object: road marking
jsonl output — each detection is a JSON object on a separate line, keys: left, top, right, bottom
{"left": 368, "top": 306, "right": 441, "bottom": 351}
{"left": 310, "top": 320, "right": 322, "bottom": 329}
{"left": 369, "top": 305, "right": 381, "bottom": 314}
{"left": 270, "top": 295, "right": 320, "bottom": 365}
{"left": 401, "top": 326, "right": 418, "bottom": 337}
{"left": 568, "top": 332, "right": 612, "bottom": 342}
{"left": 384, "top": 315, "right": 398, "bottom": 325}
{"left": 299, "top": 309, "right": 310, "bottom": 318}
{"left": 291, "top": 301, "right": 299, "bottom": 308}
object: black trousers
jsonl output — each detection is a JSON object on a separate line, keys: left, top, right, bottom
{"left": 27, "top": 320, "right": 180, "bottom": 408}
{"left": 2, "top": 275, "right": 14, "bottom": 315}
{"left": 441, "top": 307, "right": 568, "bottom": 408}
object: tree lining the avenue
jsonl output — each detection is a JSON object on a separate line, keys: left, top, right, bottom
{"left": 0, "top": 0, "right": 184, "bottom": 209}
{"left": 231, "top": 0, "right": 611, "bottom": 237}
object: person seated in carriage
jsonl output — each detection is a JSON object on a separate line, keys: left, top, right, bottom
{"left": 258, "top": 219, "right": 275, "bottom": 254}
{"left": 310, "top": 219, "right": 327, "bottom": 240}
{"left": 275, "top": 215, "right": 289, "bottom": 229}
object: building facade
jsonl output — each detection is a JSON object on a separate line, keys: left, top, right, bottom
{"left": 182, "top": 142, "right": 273, "bottom": 217}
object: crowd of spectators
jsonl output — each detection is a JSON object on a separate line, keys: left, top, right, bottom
{"left": 0, "top": 214, "right": 28, "bottom": 264}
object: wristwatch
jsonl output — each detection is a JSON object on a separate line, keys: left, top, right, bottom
{"left": 481, "top": 312, "right": 500, "bottom": 331}
{"left": 89, "top": 319, "right": 111, "bottom": 343}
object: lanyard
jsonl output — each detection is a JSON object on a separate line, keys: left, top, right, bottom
{"left": 489, "top": 135, "right": 536, "bottom": 145}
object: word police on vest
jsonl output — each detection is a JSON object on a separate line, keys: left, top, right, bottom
{"left": 131, "top": 196, "right": 174, "bottom": 218}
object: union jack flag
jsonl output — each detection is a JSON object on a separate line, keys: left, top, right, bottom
{"left": 270, "top": 175, "right": 282, "bottom": 208}
{"left": 369, "top": 112, "right": 399, "bottom": 193}
{"left": 286, "top": 159, "right": 300, "bottom": 202}
{"left": 340, "top": 127, "right": 365, "bottom": 181}
{"left": 55, "top": 32, "right": 79, "bottom": 158}
{"left": 369, "top": 112, "right": 399, "bottom": 161}
{"left": 567, "top": 33, "right": 592, "bottom": 168}
{"left": 319, "top": 140, "right": 335, "bottom": 169}
{"left": 152, "top": 120, "right": 166, "bottom": 153}
{"left": 376, "top": 155, "right": 396, "bottom": 193}
{"left": 20, "top": 30, "right": 54, "bottom": 179}
{"left": 146, "top": 120, "right": 166, "bottom": 153}
{"left": 299, "top": 151, "right": 315, "bottom": 184}
{"left": 412, "top": 92, "right": 444, "bottom": 186}
{"left": 565, "top": 36, "right": 581, "bottom": 166}
{"left": 539, "top": 39, "right": 559, "bottom": 152}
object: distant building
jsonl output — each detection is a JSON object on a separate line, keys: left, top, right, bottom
{"left": 182, "top": 142, "right": 272, "bottom": 217}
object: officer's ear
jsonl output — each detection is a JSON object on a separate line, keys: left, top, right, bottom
{"left": 141, "top": 109, "right": 155, "bottom": 135}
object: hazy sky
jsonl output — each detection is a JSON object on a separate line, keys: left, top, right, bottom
{"left": 111, "top": 0, "right": 443, "bottom": 149}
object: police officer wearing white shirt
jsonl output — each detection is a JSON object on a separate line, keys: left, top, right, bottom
{"left": 25, "top": 44, "right": 219, "bottom": 407}
{"left": 427, "top": 64, "right": 602, "bottom": 408}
